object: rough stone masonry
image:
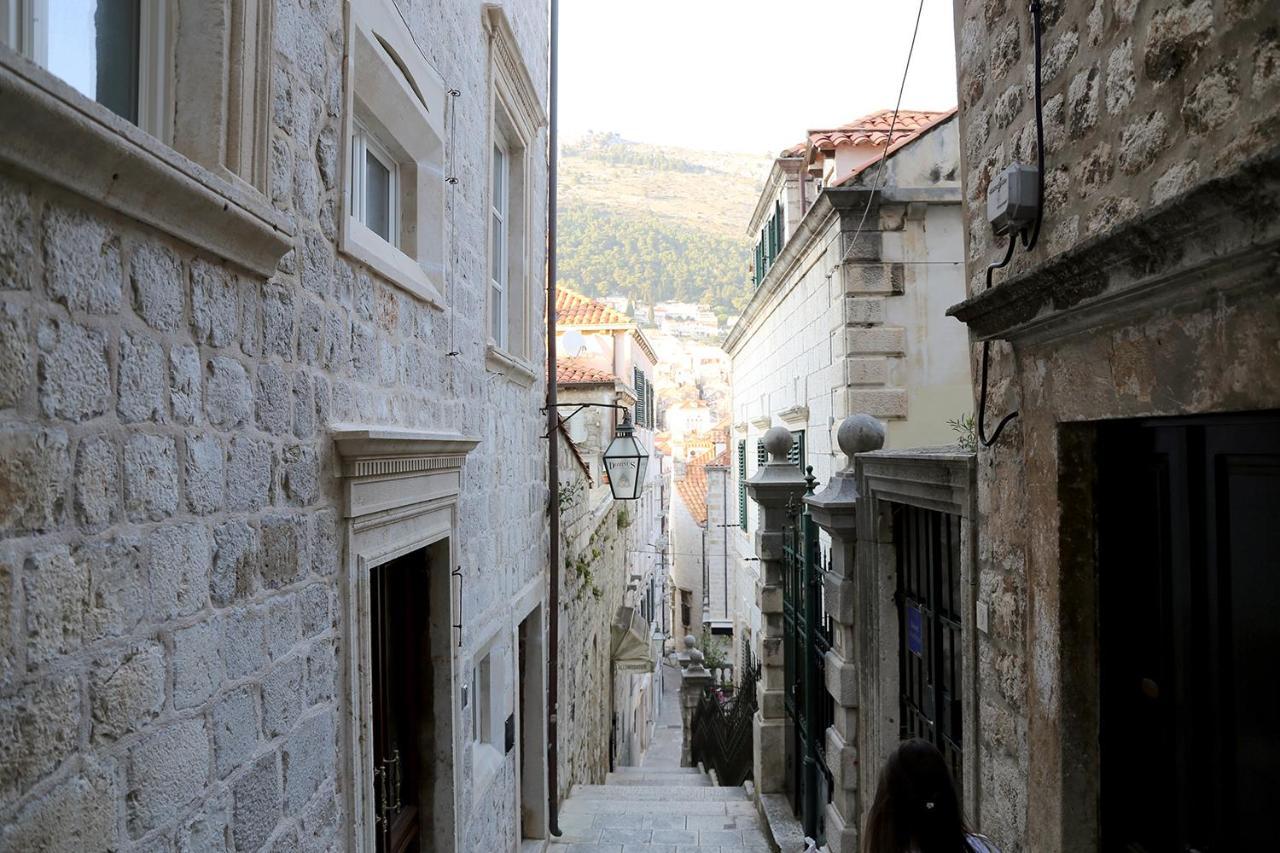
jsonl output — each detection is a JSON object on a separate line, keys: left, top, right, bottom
{"left": 0, "top": 0, "right": 551, "bottom": 850}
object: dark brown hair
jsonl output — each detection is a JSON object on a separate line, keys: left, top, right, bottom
{"left": 862, "top": 739, "right": 971, "bottom": 853}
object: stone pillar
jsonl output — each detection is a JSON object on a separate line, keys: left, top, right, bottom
{"left": 679, "top": 646, "right": 714, "bottom": 767}
{"left": 804, "top": 414, "right": 884, "bottom": 853}
{"left": 745, "top": 427, "right": 807, "bottom": 794}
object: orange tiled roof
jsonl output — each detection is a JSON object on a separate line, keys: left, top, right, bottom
{"left": 807, "top": 108, "right": 954, "bottom": 152}
{"left": 675, "top": 446, "right": 728, "bottom": 526}
{"left": 556, "top": 357, "right": 616, "bottom": 386}
{"left": 556, "top": 288, "right": 631, "bottom": 327}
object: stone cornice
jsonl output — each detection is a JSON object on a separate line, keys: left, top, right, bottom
{"left": 332, "top": 426, "right": 481, "bottom": 478}
{"left": 948, "top": 144, "right": 1280, "bottom": 345}
{"left": 483, "top": 5, "right": 547, "bottom": 131}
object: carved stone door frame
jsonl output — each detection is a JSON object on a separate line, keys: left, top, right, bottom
{"left": 333, "top": 426, "right": 480, "bottom": 853}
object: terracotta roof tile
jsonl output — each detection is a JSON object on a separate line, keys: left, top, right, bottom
{"left": 675, "top": 447, "right": 725, "bottom": 526}
{"left": 825, "top": 108, "right": 958, "bottom": 188}
{"left": 556, "top": 357, "right": 616, "bottom": 386}
{"left": 556, "top": 288, "right": 631, "bottom": 327}
{"left": 807, "top": 108, "right": 954, "bottom": 152}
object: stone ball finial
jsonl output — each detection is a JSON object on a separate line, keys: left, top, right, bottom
{"left": 688, "top": 648, "right": 704, "bottom": 666}
{"left": 683, "top": 634, "right": 697, "bottom": 650}
{"left": 838, "top": 414, "right": 885, "bottom": 459}
{"left": 763, "top": 426, "right": 794, "bottom": 463}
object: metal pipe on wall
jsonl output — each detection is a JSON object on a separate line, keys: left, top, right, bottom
{"left": 545, "top": 0, "right": 561, "bottom": 837}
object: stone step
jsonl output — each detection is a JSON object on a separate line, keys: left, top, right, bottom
{"left": 604, "top": 773, "right": 711, "bottom": 787}
{"left": 610, "top": 765, "right": 704, "bottom": 776}
{"left": 549, "top": 808, "right": 773, "bottom": 849}
{"left": 568, "top": 784, "right": 749, "bottom": 802}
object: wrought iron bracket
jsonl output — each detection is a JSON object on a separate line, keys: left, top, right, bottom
{"left": 541, "top": 401, "right": 630, "bottom": 438}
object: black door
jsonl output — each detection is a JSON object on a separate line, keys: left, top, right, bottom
{"left": 894, "top": 504, "right": 965, "bottom": 792}
{"left": 371, "top": 552, "right": 430, "bottom": 853}
{"left": 1099, "top": 413, "right": 1280, "bottom": 852}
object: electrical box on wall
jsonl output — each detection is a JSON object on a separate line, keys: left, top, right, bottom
{"left": 987, "top": 163, "right": 1040, "bottom": 236}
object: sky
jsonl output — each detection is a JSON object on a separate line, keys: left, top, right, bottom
{"left": 559, "top": 0, "right": 960, "bottom": 156}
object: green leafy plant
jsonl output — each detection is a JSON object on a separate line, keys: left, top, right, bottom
{"left": 948, "top": 413, "right": 977, "bottom": 453}
{"left": 615, "top": 507, "right": 631, "bottom": 530}
{"left": 699, "top": 628, "right": 729, "bottom": 671}
{"left": 558, "top": 478, "right": 584, "bottom": 513}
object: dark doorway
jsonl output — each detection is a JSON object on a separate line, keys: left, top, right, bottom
{"left": 371, "top": 550, "right": 433, "bottom": 853}
{"left": 1098, "top": 413, "right": 1280, "bottom": 852}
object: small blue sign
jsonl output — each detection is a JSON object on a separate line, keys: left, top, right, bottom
{"left": 907, "top": 604, "right": 923, "bottom": 657}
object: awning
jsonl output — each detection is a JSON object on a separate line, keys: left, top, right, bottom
{"left": 611, "top": 606, "right": 655, "bottom": 672}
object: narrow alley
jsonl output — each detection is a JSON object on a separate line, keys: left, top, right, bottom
{"left": 550, "top": 659, "right": 774, "bottom": 852}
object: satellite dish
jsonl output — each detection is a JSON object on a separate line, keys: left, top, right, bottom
{"left": 562, "top": 328, "right": 587, "bottom": 357}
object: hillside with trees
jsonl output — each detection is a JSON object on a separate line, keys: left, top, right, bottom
{"left": 557, "top": 133, "right": 771, "bottom": 322}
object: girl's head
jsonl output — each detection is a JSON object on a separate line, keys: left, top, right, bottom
{"left": 862, "top": 739, "right": 970, "bottom": 853}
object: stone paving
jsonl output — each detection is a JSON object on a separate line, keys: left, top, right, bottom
{"left": 549, "top": 660, "right": 776, "bottom": 852}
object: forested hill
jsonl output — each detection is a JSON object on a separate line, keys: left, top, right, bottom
{"left": 557, "top": 133, "right": 772, "bottom": 322}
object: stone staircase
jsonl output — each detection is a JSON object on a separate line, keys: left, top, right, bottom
{"left": 548, "top": 765, "right": 774, "bottom": 851}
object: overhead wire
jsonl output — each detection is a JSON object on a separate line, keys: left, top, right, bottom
{"left": 825, "top": 0, "right": 927, "bottom": 280}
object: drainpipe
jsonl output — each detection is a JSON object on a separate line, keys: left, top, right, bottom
{"left": 545, "top": 0, "right": 561, "bottom": 838}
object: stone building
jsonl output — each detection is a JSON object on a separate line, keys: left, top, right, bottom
{"left": 947, "top": 1, "right": 1280, "bottom": 850}
{"left": 0, "top": 2, "right": 550, "bottom": 850}
{"left": 554, "top": 351, "right": 666, "bottom": 795}
{"left": 667, "top": 445, "right": 731, "bottom": 640}
{"left": 725, "top": 108, "right": 972, "bottom": 682}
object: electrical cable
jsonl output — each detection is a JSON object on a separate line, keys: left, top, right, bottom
{"left": 1021, "top": 0, "right": 1045, "bottom": 251}
{"left": 836, "top": 0, "right": 927, "bottom": 273}
{"left": 975, "top": 0, "right": 1044, "bottom": 447}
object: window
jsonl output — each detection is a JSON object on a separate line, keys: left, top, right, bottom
{"left": 471, "top": 639, "right": 507, "bottom": 797}
{"left": 490, "top": 140, "right": 509, "bottom": 348}
{"left": 738, "top": 440, "right": 748, "bottom": 530}
{"left": 680, "top": 590, "right": 692, "bottom": 628}
{"left": 752, "top": 199, "right": 786, "bottom": 287}
{"left": 1, "top": 0, "right": 170, "bottom": 139}
{"left": 350, "top": 124, "right": 399, "bottom": 247}
{"left": 483, "top": 7, "right": 545, "bottom": 372}
{"left": 475, "top": 653, "right": 494, "bottom": 746}
{"left": 341, "top": 0, "right": 447, "bottom": 304}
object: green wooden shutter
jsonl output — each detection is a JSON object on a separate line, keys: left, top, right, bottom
{"left": 633, "top": 367, "right": 645, "bottom": 427}
{"left": 738, "top": 440, "right": 748, "bottom": 530}
{"left": 789, "top": 430, "right": 805, "bottom": 470}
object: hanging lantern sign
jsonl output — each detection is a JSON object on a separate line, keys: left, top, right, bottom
{"left": 602, "top": 409, "right": 648, "bottom": 501}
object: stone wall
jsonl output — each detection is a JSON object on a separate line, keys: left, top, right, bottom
{"left": 950, "top": 2, "right": 1280, "bottom": 850}
{"left": 0, "top": 1, "right": 550, "bottom": 850}
{"left": 556, "top": 452, "right": 628, "bottom": 799}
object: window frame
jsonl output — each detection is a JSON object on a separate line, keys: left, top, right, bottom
{"left": 0, "top": 1, "right": 291, "bottom": 276}
{"left": 482, "top": 6, "right": 546, "bottom": 379}
{"left": 350, "top": 121, "right": 401, "bottom": 250}
{"left": 1, "top": 0, "right": 171, "bottom": 140}
{"left": 340, "top": 0, "right": 448, "bottom": 307}
{"left": 489, "top": 136, "right": 510, "bottom": 350}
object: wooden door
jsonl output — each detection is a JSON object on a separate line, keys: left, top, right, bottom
{"left": 371, "top": 552, "right": 430, "bottom": 853}
{"left": 1099, "top": 413, "right": 1280, "bottom": 851}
